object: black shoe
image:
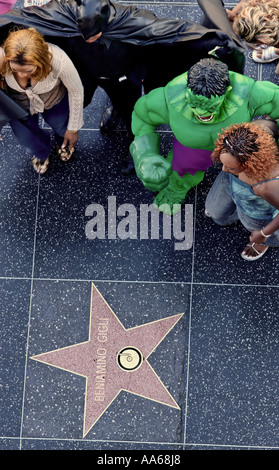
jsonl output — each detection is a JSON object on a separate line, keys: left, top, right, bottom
{"left": 99, "top": 104, "right": 120, "bottom": 136}
{"left": 121, "top": 156, "right": 135, "bottom": 177}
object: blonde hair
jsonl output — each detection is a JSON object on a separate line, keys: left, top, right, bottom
{"left": 0, "top": 27, "right": 52, "bottom": 82}
{"left": 233, "top": 0, "right": 279, "bottom": 46}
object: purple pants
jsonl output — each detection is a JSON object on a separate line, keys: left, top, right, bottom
{"left": 172, "top": 137, "right": 213, "bottom": 176}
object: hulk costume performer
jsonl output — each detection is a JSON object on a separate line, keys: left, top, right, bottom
{"left": 130, "top": 58, "right": 279, "bottom": 215}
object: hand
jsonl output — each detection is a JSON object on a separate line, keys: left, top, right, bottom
{"left": 226, "top": 9, "right": 236, "bottom": 21}
{"left": 62, "top": 130, "right": 79, "bottom": 150}
{"left": 249, "top": 229, "right": 266, "bottom": 245}
{"left": 137, "top": 155, "right": 173, "bottom": 192}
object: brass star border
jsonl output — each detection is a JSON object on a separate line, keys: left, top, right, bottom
{"left": 31, "top": 283, "right": 184, "bottom": 437}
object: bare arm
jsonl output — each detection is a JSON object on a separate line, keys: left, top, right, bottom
{"left": 250, "top": 181, "right": 279, "bottom": 243}
{"left": 0, "top": 47, "right": 4, "bottom": 140}
{"left": 53, "top": 46, "right": 84, "bottom": 149}
{"left": 226, "top": 0, "right": 246, "bottom": 21}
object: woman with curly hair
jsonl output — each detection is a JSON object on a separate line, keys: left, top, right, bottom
{"left": 205, "top": 120, "right": 279, "bottom": 260}
{"left": 0, "top": 27, "right": 84, "bottom": 173}
{"left": 230, "top": 0, "right": 279, "bottom": 64}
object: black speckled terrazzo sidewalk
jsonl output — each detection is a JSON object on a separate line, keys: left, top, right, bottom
{"left": 1, "top": 0, "right": 279, "bottom": 452}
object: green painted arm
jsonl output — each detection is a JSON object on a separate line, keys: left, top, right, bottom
{"left": 130, "top": 88, "right": 172, "bottom": 192}
{"left": 250, "top": 81, "right": 279, "bottom": 127}
{"left": 130, "top": 133, "right": 172, "bottom": 192}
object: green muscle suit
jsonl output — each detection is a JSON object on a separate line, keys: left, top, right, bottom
{"left": 130, "top": 69, "right": 279, "bottom": 214}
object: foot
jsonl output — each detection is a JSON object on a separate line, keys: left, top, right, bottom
{"left": 57, "top": 146, "right": 75, "bottom": 162}
{"left": 99, "top": 104, "right": 120, "bottom": 136}
{"left": 241, "top": 242, "right": 268, "bottom": 261}
{"left": 251, "top": 46, "right": 279, "bottom": 63}
{"left": 153, "top": 184, "right": 190, "bottom": 215}
{"left": 32, "top": 156, "right": 49, "bottom": 174}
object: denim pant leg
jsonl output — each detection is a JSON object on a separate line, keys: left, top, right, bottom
{"left": 205, "top": 171, "right": 239, "bottom": 225}
{"left": 237, "top": 209, "right": 279, "bottom": 247}
{"left": 42, "top": 93, "right": 69, "bottom": 147}
{"left": 9, "top": 113, "right": 51, "bottom": 160}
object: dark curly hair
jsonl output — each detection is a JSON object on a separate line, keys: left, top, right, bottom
{"left": 212, "top": 122, "right": 279, "bottom": 181}
{"left": 187, "top": 58, "right": 230, "bottom": 98}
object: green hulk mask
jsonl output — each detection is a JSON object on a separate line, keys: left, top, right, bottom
{"left": 185, "top": 86, "right": 232, "bottom": 123}
{"left": 130, "top": 58, "right": 279, "bottom": 215}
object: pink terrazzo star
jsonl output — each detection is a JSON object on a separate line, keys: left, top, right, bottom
{"left": 31, "top": 284, "right": 183, "bottom": 437}
{"left": 0, "top": 0, "right": 17, "bottom": 14}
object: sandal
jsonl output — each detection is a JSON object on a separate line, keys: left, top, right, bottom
{"left": 241, "top": 242, "right": 269, "bottom": 261}
{"left": 57, "top": 145, "right": 75, "bottom": 162}
{"left": 251, "top": 47, "right": 279, "bottom": 63}
{"left": 32, "top": 156, "right": 49, "bottom": 174}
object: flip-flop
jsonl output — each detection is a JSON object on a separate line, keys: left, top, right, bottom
{"left": 31, "top": 156, "right": 49, "bottom": 174}
{"left": 241, "top": 242, "right": 268, "bottom": 261}
{"left": 251, "top": 47, "right": 279, "bottom": 63}
{"left": 57, "top": 146, "right": 75, "bottom": 162}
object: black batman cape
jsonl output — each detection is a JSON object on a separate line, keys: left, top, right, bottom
{"left": 0, "top": 0, "right": 245, "bottom": 128}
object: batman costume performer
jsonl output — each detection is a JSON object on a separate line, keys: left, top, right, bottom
{"left": 0, "top": 0, "right": 244, "bottom": 173}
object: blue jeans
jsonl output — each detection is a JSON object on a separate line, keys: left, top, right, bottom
{"left": 9, "top": 93, "right": 69, "bottom": 161}
{"left": 205, "top": 171, "right": 279, "bottom": 247}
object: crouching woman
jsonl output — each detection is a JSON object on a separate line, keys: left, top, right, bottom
{"left": 205, "top": 121, "right": 279, "bottom": 260}
{"left": 0, "top": 27, "right": 84, "bottom": 173}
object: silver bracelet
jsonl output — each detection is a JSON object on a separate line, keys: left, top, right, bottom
{"left": 261, "top": 228, "right": 271, "bottom": 238}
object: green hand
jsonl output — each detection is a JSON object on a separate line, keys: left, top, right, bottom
{"left": 137, "top": 155, "right": 173, "bottom": 192}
